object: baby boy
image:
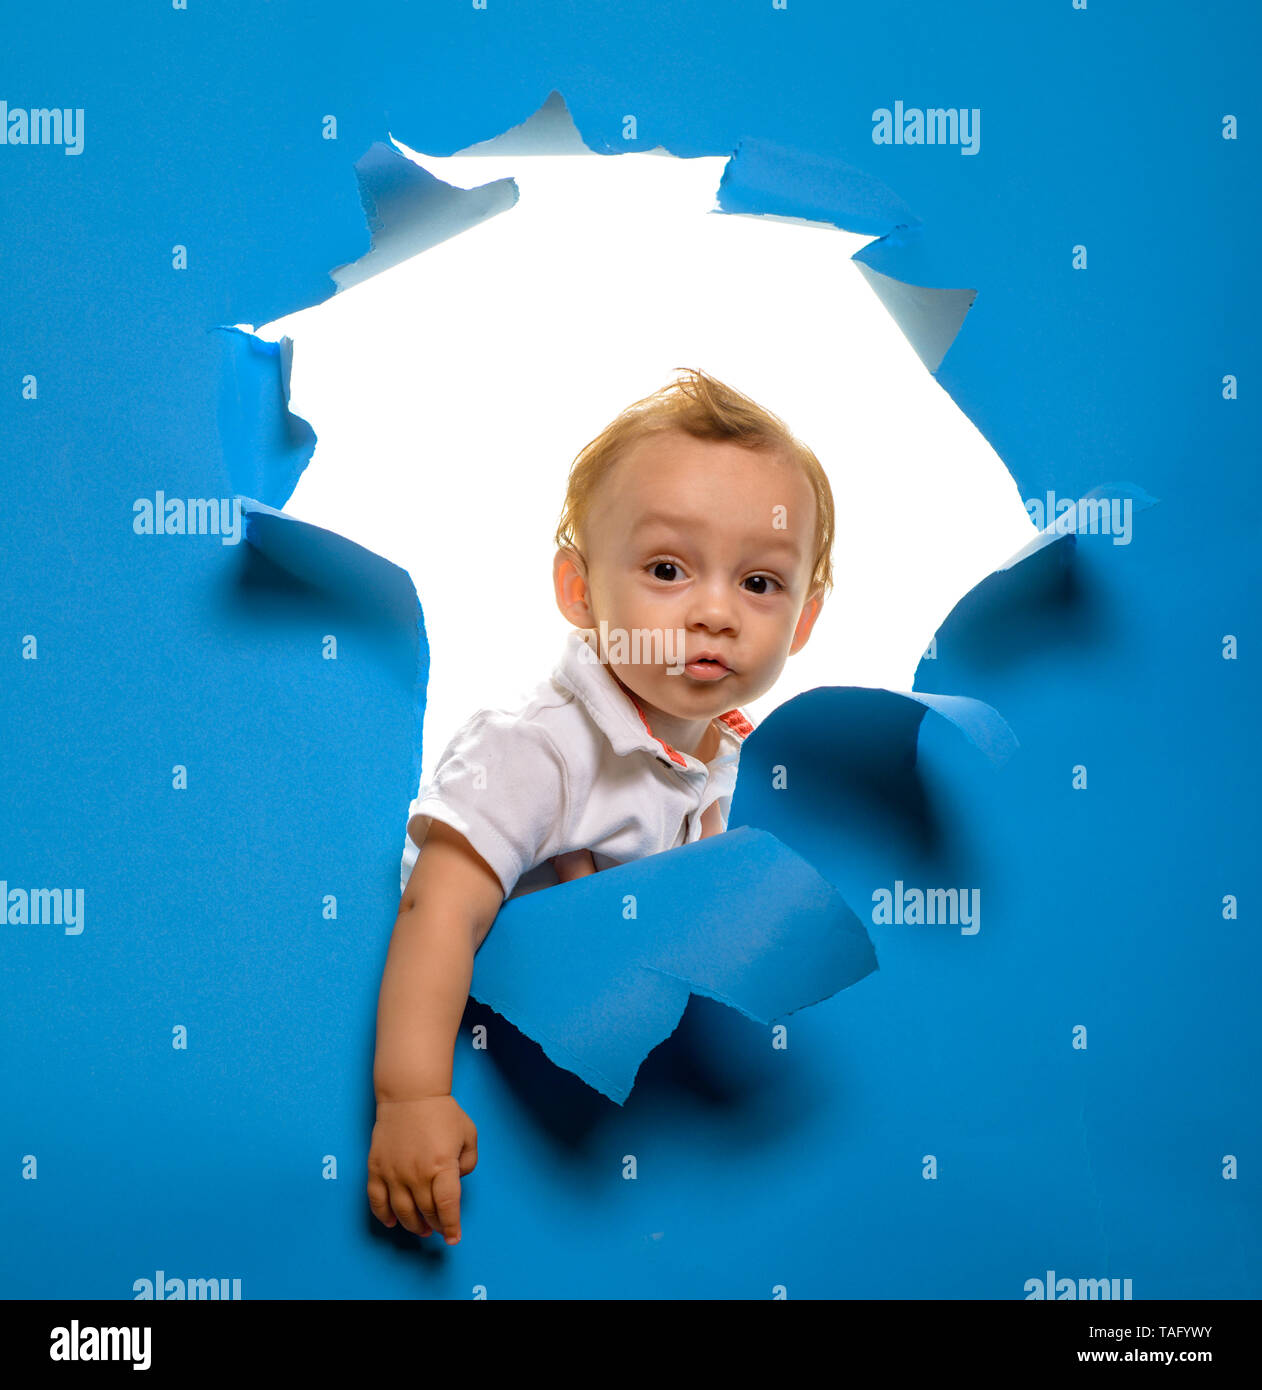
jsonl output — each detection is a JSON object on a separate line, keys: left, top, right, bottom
{"left": 367, "top": 367, "right": 835, "bottom": 1245}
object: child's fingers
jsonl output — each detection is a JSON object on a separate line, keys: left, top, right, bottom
{"left": 367, "top": 1174, "right": 396, "bottom": 1228}
{"left": 431, "top": 1166, "right": 463, "bottom": 1245}
{"left": 369, "top": 1170, "right": 434, "bottom": 1234}
{"left": 386, "top": 1180, "right": 427, "bottom": 1237}
{"left": 413, "top": 1176, "right": 441, "bottom": 1238}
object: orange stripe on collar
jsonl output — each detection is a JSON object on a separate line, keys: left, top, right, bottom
{"left": 626, "top": 693, "right": 689, "bottom": 767}
{"left": 718, "top": 709, "right": 754, "bottom": 739}
{"left": 624, "top": 693, "right": 754, "bottom": 765}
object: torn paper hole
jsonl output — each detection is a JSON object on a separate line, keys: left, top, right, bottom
{"left": 217, "top": 89, "right": 1076, "bottom": 1101}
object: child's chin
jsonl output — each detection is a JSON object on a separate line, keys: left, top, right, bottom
{"left": 623, "top": 667, "right": 736, "bottom": 714}
{"left": 657, "top": 675, "right": 735, "bottom": 707}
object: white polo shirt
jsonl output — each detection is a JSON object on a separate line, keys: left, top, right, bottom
{"left": 399, "top": 628, "right": 755, "bottom": 899}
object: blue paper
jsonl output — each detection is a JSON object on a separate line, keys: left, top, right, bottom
{"left": 471, "top": 826, "right": 877, "bottom": 1105}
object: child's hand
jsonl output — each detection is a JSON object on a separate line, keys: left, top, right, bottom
{"left": 367, "top": 1095, "right": 478, "bottom": 1244}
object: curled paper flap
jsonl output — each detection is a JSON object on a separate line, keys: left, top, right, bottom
{"left": 331, "top": 141, "right": 520, "bottom": 291}
{"left": 451, "top": 88, "right": 596, "bottom": 156}
{"left": 852, "top": 261, "right": 978, "bottom": 373}
{"left": 717, "top": 139, "right": 973, "bottom": 372}
{"left": 240, "top": 498, "right": 429, "bottom": 800}
{"left": 215, "top": 327, "right": 316, "bottom": 510}
{"left": 916, "top": 481, "right": 1161, "bottom": 682}
{"left": 716, "top": 134, "right": 918, "bottom": 235}
{"left": 470, "top": 826, "right": 878, "bottom": 1105}
{"left": 727, "top": 685, "right": 1015, "bottom": 920}
{"left": 890, "top": 689, "right": 1019, "bottom": 765}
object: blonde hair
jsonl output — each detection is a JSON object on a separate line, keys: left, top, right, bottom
{"left": 554, "top": 367, "right": 835, "bottom": 594}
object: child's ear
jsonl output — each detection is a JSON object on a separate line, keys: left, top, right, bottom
{"left": 788, "top": 587, "right": 824, "bottom": 655}
{"left": 553, "top": 547, "right": 596, "bottom": 628}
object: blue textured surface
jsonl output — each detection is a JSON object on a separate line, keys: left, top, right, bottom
{"left": 1, "top": 1, "right": 1258, "bottom": 1299}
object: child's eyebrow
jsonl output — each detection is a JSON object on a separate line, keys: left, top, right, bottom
{"left": 751, "top": 536, "right": 808, "bottom": 563}
{"left": 628, "top": 510, "right": 698, "bottom": 536}
{"left": 630, "top": 511, "right": 806, "bottom": 557}
{"left": 630, "top": 511, "right": 805, "bottom": 548}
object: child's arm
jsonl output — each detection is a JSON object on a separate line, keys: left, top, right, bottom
{"left": 367, "top": 818, "right": 505, "bottom": 1245}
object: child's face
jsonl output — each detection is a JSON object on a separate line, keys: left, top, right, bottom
{"left": 555, "top": 429, "right": 824, "bottom": 724}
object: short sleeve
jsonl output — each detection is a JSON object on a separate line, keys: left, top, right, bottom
{"left": 400, "top": 711, "right": 569, "bottom": 899}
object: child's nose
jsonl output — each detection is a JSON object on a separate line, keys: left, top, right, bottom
{"left": 686, "top": 580, "right": 738, "bottom": 634}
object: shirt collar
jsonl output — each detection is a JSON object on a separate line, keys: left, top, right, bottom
{"left": 551, "top": 628, "right": 753, "bottom": 772}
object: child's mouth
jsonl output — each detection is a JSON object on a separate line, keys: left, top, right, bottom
{"left": 683, "top": 656, "right": 730, "bottom": 681}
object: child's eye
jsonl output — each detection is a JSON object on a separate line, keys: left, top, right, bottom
{"left": 743, "top": 574, "right": 781, "bottom": 595}
{"left": 649, "top": 561, "right": 680, "bottom": 581}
